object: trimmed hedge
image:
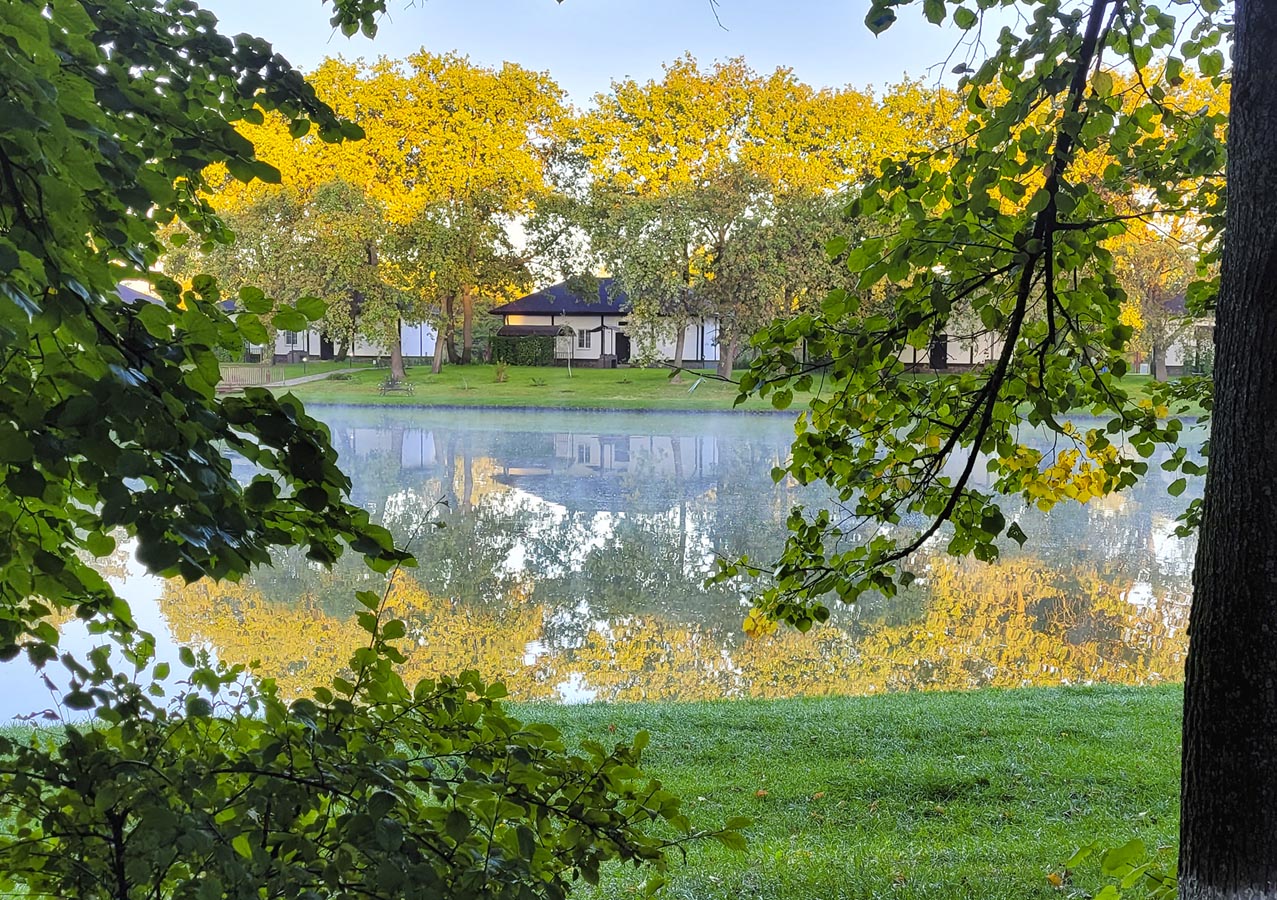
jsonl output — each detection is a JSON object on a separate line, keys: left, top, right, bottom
{"left": 492, "top": 335, "right": 556, "bottom": 367}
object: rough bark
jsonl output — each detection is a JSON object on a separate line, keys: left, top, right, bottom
{"left": 389, "top": 317, "right": 406, "bottom": 382}
{"left": 431, "top": 326, "right": 446, "bottom": 374}
{"left": 1180, "top": 1, "right": 1277, "bottom": 896}
{"left": 716, "top": 333, "right": 739, "bottom": 380}
{"left": 461, "top": 288, "right": 475, "bottom": 365}
{"left": 445, "top": 295, "right": 460, "bottom": 364}
{"left": 670, "top": 325, "right": 686, "bottom": 383}
{"left": 1152, "top": 340, "right": 1168, "bottom": 382}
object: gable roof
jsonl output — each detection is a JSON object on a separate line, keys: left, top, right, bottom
{"left": 490, "top": 278, "right": 630, "bottom": 317}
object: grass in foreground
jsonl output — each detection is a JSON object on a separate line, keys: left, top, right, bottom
{"left": 2, "top": 687, "right": 1178, "bottom": 898}
{"left": 275, "top": 364, "right": 1188, "bottom": 415}
{"left": 517, "top": 685, "right": 1181, "bottom": 900}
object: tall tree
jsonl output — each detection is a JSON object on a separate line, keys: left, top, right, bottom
{"left": 0, "top": 3, "right": 730, "bottom": 895}
{"left": 576, "top": 56, "right": 959, "bottom": 374}
{"left": 208, "top": 52, "right": 567, "bottom": 369}
{"left": 723, "top": 0, "right": 1265, "bottom": 893}
{"left": 1112, "top": 220, "right": 1202, "bottom": 381}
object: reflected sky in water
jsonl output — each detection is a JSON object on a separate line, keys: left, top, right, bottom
{"left": 2, "top": 407, "right": 1202, "bottom": 719}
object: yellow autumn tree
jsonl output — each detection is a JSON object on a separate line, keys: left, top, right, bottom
{"left": 197, "top": 52, "right": 568, "bottom": 372}
{"left": 575, "top": 57, "right": 963, "bottom": 377}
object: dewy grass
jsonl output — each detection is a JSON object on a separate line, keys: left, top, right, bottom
{"left": 2, "top": 684, "right": 1179, "bottom": 899}
{"left": 514, "top": 685, "right": 1181, "bottom": 900}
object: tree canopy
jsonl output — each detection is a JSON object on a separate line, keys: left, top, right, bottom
{"left": 0, "top": 2, "right": 741, "bottom": 896}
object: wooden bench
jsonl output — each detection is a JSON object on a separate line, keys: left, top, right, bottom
{"left": 379, "top": 379, "right": 414, "bottom": 395}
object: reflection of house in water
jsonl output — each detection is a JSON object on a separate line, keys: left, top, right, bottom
{"left": 496, "top": 431, "right": 720, "bottom": 514}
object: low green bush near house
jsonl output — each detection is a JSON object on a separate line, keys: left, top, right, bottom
{"left": 493, "top": 335, "right": 556, "bottom": 367}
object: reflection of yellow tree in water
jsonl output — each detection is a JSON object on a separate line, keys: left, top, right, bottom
{"left": 532, "top": 556, "right": 1187, "bottom": 700}
{"left": 163, "top": 573, "right": 548, "bottom": 698}
{"left": 733, "top": 557, "right": 1187, "bottom": 698}
{"left": 161, "top": 556, "right": 1187, "bottom": 702}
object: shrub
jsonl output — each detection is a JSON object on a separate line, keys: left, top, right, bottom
{"left": 494, "top": 361, "right": 510, "bottom": 383}
{"left": 492, "top": 336, "right": 555, "bottom": 367}
{"left": 0, "top": 608, "right": 744, "bottom": 900}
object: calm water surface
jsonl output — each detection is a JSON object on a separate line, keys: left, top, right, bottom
{"left": 2, "top": 407, "right": 1200, "bottom": 720}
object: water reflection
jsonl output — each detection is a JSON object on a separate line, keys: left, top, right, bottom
{"left": 7, "top": 408, "right": 1200, "bottom": 716}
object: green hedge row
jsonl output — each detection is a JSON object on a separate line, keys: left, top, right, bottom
{"left": 492, "top": 335, "right": 556, "bottom": 367}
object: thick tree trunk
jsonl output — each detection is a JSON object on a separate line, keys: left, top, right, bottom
{"left": 461, "top": 288, "right": 475, "bottom": 365}
{"left": 670, "top": 325, "right": 686, "bottom": 383}
{"left": 445, "top": 296, "right": 460, "bottom": 364}
{"left": 716, "top": 333, "right": 739, "bottom": 380}
{"left": 1180, "top": 2, "right": 1277, "bottom": 897}
{"left": 431, "top": 326, "right": 446, "bottom": 374}
{"left": 389, "top": 319, "right": 406, "bottom": 382}
{"left": 1151, "top": 340, "right": 1168, "bottom": 382}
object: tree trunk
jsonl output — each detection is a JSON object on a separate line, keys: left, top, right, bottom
{"left": 431, "top": 325, "right": 446, "bottom": 374}
{"left": 389, "top": 318, "right": 406, "bottom": 382}
{"left": 461, "top": 288, "right": 475, "bottom": 365}
{"left": 1180, "top": 1, "right": 1277, "bottom": 896}
{"left": 445, "top": 296, "right": 460, "bottom": 364}
{"left": 716, "top": 333, "right": 739, "bottom": 380}
{"left": 1152, "top": 340, "right": 1168, "bottom": 382}
{"left": 670, "top": 324, "right": 686, "bottom": 384}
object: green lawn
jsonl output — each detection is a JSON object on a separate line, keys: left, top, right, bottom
{"left": 519, "top": 685, "right": 1180, "bottom": 900}
{"left": 2, "top": 686, "right": 1179, "bottom": 899}
{"left": 273, "top": 363, "right": 1196, "bottom": 415}
{"left": 277, "top": 364, "right": 784, "bottom": 411}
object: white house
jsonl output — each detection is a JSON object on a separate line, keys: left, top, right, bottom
{"left": 489, "top": 278, "right": 720, "bottom": 368}
{"left": 268, "top": 321, "right": 436, "bottom": 363}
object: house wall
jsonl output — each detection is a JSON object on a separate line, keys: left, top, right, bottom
{"left": 494, "top": 312, "right": 722, "bottom": 366}
{"left": 899, "top": 334, "right": 1003, "bottom": 370}
{"left": 632, "top": 319, "right": 721, "bottom": 365}
{"left": 549, "top": 314, "right": 621, "bottom": 364}
{"left": 270, "top": 322, "right": 438, "bottom": 362}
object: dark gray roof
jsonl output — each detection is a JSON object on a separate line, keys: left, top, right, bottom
{"left": 490, "top": 278, "right": 630, "bottom": 316}
{"left": 496, "top": 324, "right": 563, "bottom": 337}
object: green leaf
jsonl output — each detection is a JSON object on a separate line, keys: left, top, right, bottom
{"left": 1168, "top": 478, "right": 1187, "bottom": 497}
{"left": 865, "top": 5, "right": 897, "bottom": 34}
{"left": 445, "top": 809, "right": 470, "bottom": 842}
{"left": 954, "top": 6, "right": 977, "bottom": 29}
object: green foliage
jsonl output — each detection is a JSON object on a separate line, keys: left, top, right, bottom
{"left": 0, "top": 614, "right": 731, "bottom": 899}
{"left": 0, "top": 0, "right": 405, "bottom": 655}
{"left": 730, "top": 0, "right": 1226, "bottom": 627}
{"left": 1, "top": 4, "right": 714, "bottom": 898}
{"left": 493, "top": 336, "right": 557, "bottom": 367}
{"left": 1065, "top": 838, "right": 1177, "bottom": 899}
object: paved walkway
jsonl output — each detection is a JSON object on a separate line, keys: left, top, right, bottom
{"left": 267, "top": 367, "right": 364, "bottom": 387}
{"left": 218, "top": 367, "right": 365, "bottom": 393}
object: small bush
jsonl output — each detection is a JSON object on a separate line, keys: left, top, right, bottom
{"left": 530, "top": 376, "right": 548, "bottom": 387}
{"left": 328, "top": 372, "right": 353, "bottom": 381}
{"left": 494, "top": 361, "right": 510, "bottom": 383}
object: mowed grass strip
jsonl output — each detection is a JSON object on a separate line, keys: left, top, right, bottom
{"left": 276, "top": 364, "right": 1185, "bottom": 415}
{"left": 516, "top": 685, "right": 1181, "bottom": 900}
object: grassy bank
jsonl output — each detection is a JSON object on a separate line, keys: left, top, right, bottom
{"left": 3, "top": 686, "right": 1180, "bottom": 899}
{"left": 521, "top": 685, "right": 1180, "bottom": 900}
{"left": 274, "top": 364, "right": 1184, "bottom": 415}
{"left": 274, "top": 364, "right": 774, "bottom": 411}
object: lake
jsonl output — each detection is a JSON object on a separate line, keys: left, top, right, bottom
{"left": 1, "top": 406, "right": 1199, "bottom": 720}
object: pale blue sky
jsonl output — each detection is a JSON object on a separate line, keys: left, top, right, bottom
{"left": 200, "top": 0, "right": 965, "bottom": 104}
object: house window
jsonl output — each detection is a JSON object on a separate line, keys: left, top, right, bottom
{"left": 285, "top": 331, "right": 299, "bottom": 346}
{"left": 577, "top": 444, "right": 593, "bottom": 465}
{"left": 577, "top": 328, "right": 592, "bottom": 350}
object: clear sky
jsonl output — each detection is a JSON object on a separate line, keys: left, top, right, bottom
{"left": 199, "top": 0, "right": 964, "bottom": 104}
